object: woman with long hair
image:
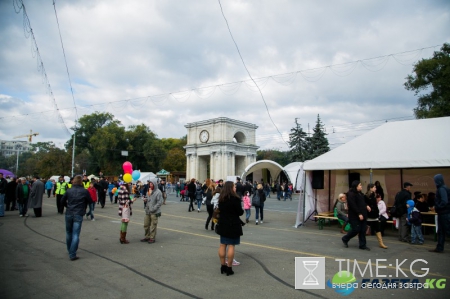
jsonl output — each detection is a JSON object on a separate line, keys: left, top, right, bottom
{"left": 365, "top": 183, "right": 387, "bottom": 249}
{"left": 204, "top": 179, "right": 216, "bottom": 229}
{"left": 342, "top": 180, "right": 371, "bottom": 250}
{"left": 217, "top": 181, "right": 244, "bottom": 276}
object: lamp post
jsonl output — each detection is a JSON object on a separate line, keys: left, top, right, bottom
{"left": 15, "top": 144, "right": 22, "bottom": 175}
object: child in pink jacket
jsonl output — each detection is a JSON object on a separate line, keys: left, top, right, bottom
{"left": 243, "top": 191, "right": 251, "bottom": 224}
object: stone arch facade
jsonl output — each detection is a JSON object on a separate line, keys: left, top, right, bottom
{"left": 184, "top": 117, "right": 258, "bottom": 182}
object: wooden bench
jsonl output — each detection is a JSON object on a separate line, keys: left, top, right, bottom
{"left": 385, "top": 220, "right": 436, "bottom": 241}
{"left": 313, "top": 215, "right": 338, "bottom": 230}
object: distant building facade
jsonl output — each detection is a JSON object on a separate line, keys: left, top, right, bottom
{"left": 0, "top": 140, "right": 31, "bottom": 157}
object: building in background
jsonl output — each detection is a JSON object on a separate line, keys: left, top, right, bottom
{"left": 0, "top": 140, "right": 31, "bottom": 157}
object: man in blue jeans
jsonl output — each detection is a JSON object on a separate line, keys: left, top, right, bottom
{"left": 61, "top": 175, "right": 91, "bottom": 261}
{"left": 429, "top": 174, "right": 450, "bottom": 253}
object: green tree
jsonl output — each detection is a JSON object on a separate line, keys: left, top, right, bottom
{"left": 288, "top": 118, "right": 309, "bottom": 162}
{"left": 308, "top": 114, "right": 330, "bottom": 160}
{"left": 67, "top": 112, "right": 120, "bottom": 154}
{"left": 125, "top": 124, "right": 157, "bottom": 170}
{"left": 162, "top": 148, "right": 186, "bottom": 171}
{"left": 256, "top": 149, "right": 290, "bottom": 166}
{"left": 405, "top": 43, "right": 450, "bottom": 119}
{"left": 89, "top": 122, "right": 126, "bottom": 174}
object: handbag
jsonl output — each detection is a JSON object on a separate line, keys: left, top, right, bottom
{"left": 251, "top": 193, "right": 261, "bottom": 207}
{"left": 212, "top": 208, "right": 220, "bottom": 224}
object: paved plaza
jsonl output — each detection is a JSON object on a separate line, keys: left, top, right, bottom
{"left": 1, "top": 192, "right": 449, "bottom": 299}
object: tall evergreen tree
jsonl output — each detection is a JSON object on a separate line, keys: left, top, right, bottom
{"left": 308, "top": 114, "right": 330, "bottom": 159}
{"left": 288, "top": 118, "right": 309, "bottom": 162}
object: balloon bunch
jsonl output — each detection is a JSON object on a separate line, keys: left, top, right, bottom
{"left": 122, "top": 161, "right": 141, "bottom": 183}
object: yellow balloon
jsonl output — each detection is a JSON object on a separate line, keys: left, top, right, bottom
{"left": 123, "top": 173, "right": 132, "bottom": 183}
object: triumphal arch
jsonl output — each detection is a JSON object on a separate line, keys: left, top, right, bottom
{"left": 184, "top": 117, "right": 258, "bottom": 182}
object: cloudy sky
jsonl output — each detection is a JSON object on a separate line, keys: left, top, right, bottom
{"left": 0, "top": 0, "right": 449, "bottom": 151}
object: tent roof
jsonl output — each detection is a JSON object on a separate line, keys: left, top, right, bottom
{"left": 304, "top": 117, "right": 450, "bottom": 171}
{"left": 241, "top": 160, "right": 284, "bottom": 180}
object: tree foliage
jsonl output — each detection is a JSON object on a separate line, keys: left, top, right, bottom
{"left": 256, "top": 149, "right": 290, "bottom": 166}
{"left": 0, "top": 112, "right": 187, "bottom": 177}
{"left": 288, "top": 118, "right": 309, "bottom": 162}
{"left": 308, "top": 114, "right": 330, "bottom": 160}
{"left": 405, "top": 43, "right": 450, "bottom": 119}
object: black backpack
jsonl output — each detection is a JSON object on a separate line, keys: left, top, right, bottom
{"left": 252, "top": 192, "right": 261, "bottom": 207}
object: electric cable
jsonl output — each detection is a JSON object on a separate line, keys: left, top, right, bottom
{"left": 217, "top": 0, "right": 289, "bottom": 147}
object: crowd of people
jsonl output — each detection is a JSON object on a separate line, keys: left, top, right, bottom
{"left": 1, "top": 170, "right": 449, "bottom": 275}
{"left": 338, "top": 175, "right": 450, "bottom": 254}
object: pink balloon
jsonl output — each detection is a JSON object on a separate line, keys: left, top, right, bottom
{"left": 123, "top": 161, "right": 133, "bottom": 174}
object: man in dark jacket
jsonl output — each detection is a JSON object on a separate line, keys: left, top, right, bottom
{"left": 95, "top": 176, "right": 108, "bottom": 208}
{"left": 235, "top": 177, "right": 244, "bottom": 198}
{"left": 429, "top": 174, "right": 450, "bottom": 253}
{"left": 0, "top": 172, "right": 7, "bottom": 216}
{"left": 342, "top": 180, "right": 370, "bottom": 250}
{"left": 395, "top": 182, "right": 413, "bottom": 242}
{"left": 62, "top": 175, "right": 91, "bottom": 261}
{"left": 5, "top": 178, "right": 18, "bottom": 211}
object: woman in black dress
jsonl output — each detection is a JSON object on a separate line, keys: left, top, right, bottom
{"left": 217, "top": 181, "right": 244, "bottom": 276}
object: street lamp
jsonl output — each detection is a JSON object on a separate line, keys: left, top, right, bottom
{"left": 15, "top": 144, "right": 22, "bottom": 175}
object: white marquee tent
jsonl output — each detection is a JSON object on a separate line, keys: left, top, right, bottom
{"left": 296, "top": 116, "right": 450, "bottom": 227}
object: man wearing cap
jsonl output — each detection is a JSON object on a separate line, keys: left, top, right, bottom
{"left": 30, "top": 176, "right": 44, "bottom": 217}
{"left": 394, "top": 182, "right": 413, "bottom": 242}
{"left": 429, "top": 174, "right": 450, "bottom": 253}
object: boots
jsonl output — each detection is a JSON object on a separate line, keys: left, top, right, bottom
{"left": 220, "top": 264, "right": 227, "bottom": 274}
{"left": 120, "top": 231, "right": 130, "bottom": 244}
{"left": 226, "top": 266, "right": 234, "bottom": 276}
{"left": 340, "top": 224, "right": 346, "bottom": 234}
{"left": 211, "top": 223, "right": 215, "bottom": 231}
{"left": 376, "top": 232, "right": 387, "bottom": 249}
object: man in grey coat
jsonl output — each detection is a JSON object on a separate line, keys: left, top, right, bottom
{"left": 141, "top": 178, "right": 163, "bottom": 244}
{"left": 30, "top": 176, "right": 45, "bottom": 217}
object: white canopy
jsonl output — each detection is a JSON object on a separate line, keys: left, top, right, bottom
{"left": 283, "top": 162, "right": 304, "bottom": 191}
{"left": 138, "top": 172, "right": 156, "bottom": 183}
{"left": 304, "top": 116, "right": 450, "bottom": 171}
{"left": 241, "top": 160, "right": 284, "bottom": 181}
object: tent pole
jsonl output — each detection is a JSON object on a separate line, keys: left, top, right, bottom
{"left": 302, "top": 171, "right": 307, "bottom": 226}
{"left": 370, "top": 168, "right": 373, "bottom": 183}
{"left": 328, "top": 170, "right": 331, "bottom": 211}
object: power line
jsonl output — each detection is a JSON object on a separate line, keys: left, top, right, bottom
{"left": 53, "top": 0, "right": 79, "bottom": 122}
{"left": 218, "top": 0, "right": 288, "bottom": 147}
{"left": 12, "top": 0, "right": 71, "bottom": 136}
{"left": 0, "top": 45, "right": 439, "bottom": 121}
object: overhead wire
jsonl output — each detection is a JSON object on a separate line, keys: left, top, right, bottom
{"left": 53, "top": 0, "right": 79, "bottom": 123}
{"left": 12, "top": 0, "right": 71, "bottom": 135}
{"left": 0, "top": 45, "right": 440, "bottom": 122}
{"left": 217, "top": 0, "right": 289, "bottom": 147}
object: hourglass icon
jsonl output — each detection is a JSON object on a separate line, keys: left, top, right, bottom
{"left": 302, "top": 261, "right": 319, "bottom": 285}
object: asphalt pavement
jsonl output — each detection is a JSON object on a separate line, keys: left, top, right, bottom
{"left": 0, "top": 191, "right": 448, "bottom": 299}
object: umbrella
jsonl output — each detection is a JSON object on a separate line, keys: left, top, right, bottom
{"left": 0, "top": 169, "right": 16, "bottom": 178}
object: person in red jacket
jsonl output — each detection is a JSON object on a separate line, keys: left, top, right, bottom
{"left": 86, "top": 182, "right": 97, "bottom": 221}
